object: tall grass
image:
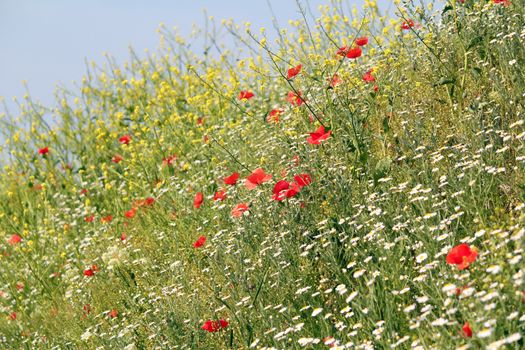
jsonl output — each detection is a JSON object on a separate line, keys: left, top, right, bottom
{"left": 0, "top": 0, "right": 524, "bottom": 348}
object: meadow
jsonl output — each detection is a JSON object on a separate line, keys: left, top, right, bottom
{"left": 0, "top": 0, "right": 524, "bottom": 348}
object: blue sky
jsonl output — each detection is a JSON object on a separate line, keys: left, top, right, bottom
{"left": 0, "top": 0, "right": 351, "bottom": 115}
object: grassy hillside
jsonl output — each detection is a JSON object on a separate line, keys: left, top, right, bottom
{"left": 0, "top": 0, "right": 524, "bottom": 348}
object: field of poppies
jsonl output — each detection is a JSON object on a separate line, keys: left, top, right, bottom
{"left": 0, "top": 0, "right": 524, "bottom": 348}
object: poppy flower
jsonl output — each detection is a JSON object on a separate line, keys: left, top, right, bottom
{"left": 197, "top": 117, "right": 204, "bottom": 125}
{"left": 8, "top": 234, "right": 21, "bottom": 245}
{"left": 213, "top": 190, "right": 227, "bottom": 201}
{"left": 462, "top": 322, "right": 473, "bottom": 338}
{"left": 345, "top": 47, "right": 362, "bottom": 59}
{"left": 267, "top": 108, "right": 283, "bottom": 123}
{"left": 83, "top": 268, "right": 95, "bottom": 277}
{"left": 80, "top": 188, "right": 88, "bottom": 195}
{"left": 224, "top": 172, "right": 240, "bottom": 185}
{"left": 193, "top": 236, "right": 206, "bottom": 248}
{"left": 245, "top": 168, "right": 272, "bottom": 190}
{"left": 38, "top": 147, "right": 49, "bottom": 155}
{"left": 272, "top": 180, "right": 301, "bottom": 201}
{"left": 285, "top": 182, "right": 301, "bottom": 198}
{"left": 336, "top": 46, "right": 349, "bottom": 56}
{"left": 85, "top": 215, "right": 94, "bottom": 223}
{"left": 109, "top": 309, "right": 118, "bottom": 318}
{"left": 101, "top": 215, "right": 113, "bottom": 223}
{"left": 9, "top": 312, "right": 16, "bottom": 321}
{"left": 329, "top": 74, "right": 342, "bottom": 87}
{"left": 120, "top": 232, "right": 127, "bottom": 241}
{"left": 201, "top": 319, "right": 229, "bottom": 332}
{"left": 232, "top": 203, "right": 249, "bottom": 218}
{"left": 492, "top": 0, "right": 510, "bottom": 5}
{"left": 363, "top": 69, "right": 375, "bottom": 82}
{"left": 124, "top": 208, "right": 136, "bottom": 219}
{"left": 272, "top": 180, "right": 291, "bottom": 201}
{"left": 119, "top": 134, "right": 131, "bottom": 145}
{"left": 294, "top": 174, "right": 312, "bottom": 187}
{"left": 446, "top": 243, "right": 478, "bottom": 270}
{"left": 162, "top": 154, "right": 177, "bottom": 166}
{"left": 238, "top": 90, "right": 254, "bottom": 100}
{"left": 337, "top": 46, "right": 361, "bottom": 59}
{"left": 287, "top": 91, "right": 304, "bottom": 107}
{"left": 144, "top": 197, "right": 155, "bottom": 206}
{"left": 307, "top": 125, "right": 331, "bottom": 145}
{"left": 401, "top": 20, "right": 415, "bottom": 30}
{"left": 287, "top": 64, "right": 302, "bottom": 79}
{"left": 112, "top": 154, "right": 123, "bottom": 163}
{"left": 355, "top": 37, "right": 369, "bottom": 46}
{"left": 194, "top": 192, "right": 204, "bottom": 209}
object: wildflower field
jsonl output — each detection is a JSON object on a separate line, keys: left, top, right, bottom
{"left": 0, "top": 0, "right": 524, "bottom": 348}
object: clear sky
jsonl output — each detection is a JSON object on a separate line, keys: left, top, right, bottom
{"left": 0, "top": 0, "right": 351, "bottom": 115}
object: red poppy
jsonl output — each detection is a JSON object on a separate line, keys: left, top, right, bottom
{"left": 101, "top": 215, "right": 113, "bottom": 223}
{"left": 401, "top": 20, "right": 415, "bottom": 30}
{"left": 272, "top": 180, "right": 301, "bottom": 201}
{"left": 8, "top": 234, "right": 21, "bottom": 245}
{"left": 124, "top": 208, "right": 136, "bottom": 219}
{"left": 337, "top": 46, "right": 361, "bottom": 59}
{"left": 119, "top": 134, "right": 131, "bottom": 145}
{"left": 80, "top": 189, "right": 88, "bottom": 195}
{"left": 38, "top": 147, "right": 49, "bottom": 155}
{"left": 294, "top": 174, "right": 312, "bottom": 187}
{"left": 9, "top": 312, "right": 16, "bottom": 321}
{"left": 492, "top": 0, "right": 510, "bottom": 5}
{"left": 197, "top": 117, "right": 204, "bottom": 125}
{"left": 224, "top": 172, "right": 240, "bottom": 185}
{"left": 462, "top": 322, "right": 473, "bottom": 338}
{"left": 287, "top": 64, "right": 302, "bottom": 79}
{"left": 144, "top": 197, "right": 155, "bottom": 206}
{"left": 121, "top": 232, "right": 127, "bottom": 241}
{"left": 345, "top": 47, "right": 362, "bottom": 59}
{"left": 109, "top": 309, "right": 118, "bottom": 318}
{"left": 363, "top": 69, "right": 375, "bottom": 82}
{"left": 285, "top": 182, "right": 301, "bottom": 198}
{"left": 245, "top": 168, "right": 272, "bottom": 190}
{"left": 162, "top": 154, "right": 177, "bottom": 166}
{"left": 307, "top": 125, "right": 331, "bottom": 145}
{"left": 83, "top": 268, "right": 95, "bottom": 277}
{"left": 287, "top": 91, "right": 304, "bottom": 106}
{"left": 194, "top": 192, "right": 204, "bottom": 209}
{"left": 85, "top": 215, "right": 94, "bottom": 223}
{"left": 238, "top": 90, "right": 254, "bottom": 100}
{"left": 267, "top": 108, "right": 284, "bottom": 123}
{"left": 232, "top": 203, "right": 249, "bottom": 218}
{"left": 213, "top": 190, "right": 227, "bottom": 201}
{"left": 201, "top": 319, "right": 229, "bottom": 332}
{"left": 355, "top": 37, "right": 369, "bottom": 46}
{"left": 446, "top": 243, "right": 478, "bottom": 270}
{"left": 272, "top": 180, "right": 291, "bottom": 201}
{"left": 336, "top": 46, "right": 349, "bottom": 56}
{"left": 329, "top": 74, "right": 342, "bottom": 88}
{"left": 193, "top": 236, "right": 206, "bottom": 248}
{"left": 112, "top": 154, "right": 123, "bottom": 163}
